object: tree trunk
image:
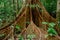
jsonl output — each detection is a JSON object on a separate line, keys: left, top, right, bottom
{"left": 57, "top": 0, "right": 60, "bottom": 26}
{"left": 56, "top": 0, "right": 60, "bottom": 35}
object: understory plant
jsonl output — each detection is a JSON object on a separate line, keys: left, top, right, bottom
{"left": 0, "top": 34, "right": 5, "bottom": 37}
{"left": 18, "top": 34, "right": 35, "bottom": 40}
{"left": 15, "top": 24, "right": 22, "bottom": 34}
{"left": 42, "top": 22, "right": 58, "bottom": 37}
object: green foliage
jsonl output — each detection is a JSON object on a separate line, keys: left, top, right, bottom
{"left": 18, "top": 0, "right": 23, "bottom": 10}
{"left": 42, "top": 22, "right": 48, "bottom": 24}
{"left": 42, "top": 22, "right": 56, "bottom": 27}
{"left": 0, "top": 34, "right": 5, "bottom": 37}
{"left": 15, "top": 25, "right": 22, "bottom": 34}
{"left": 49, "top": 22, "right": 56, "bottom": 28}
{"left": 0, "top": 0, "right": 14, "bottom": 27}
{"left": 47, "top": 28, "right": 58, "bottom": 36}
{"left": 16, "top": 25, "right": 20, "bottom": 30}
{"left": 40, "top": 0, "right": 57, "bottom": 18}
{"left": 0, "top": 0, "right": 23, "bottom": 28}
{"left": 27, "top": 34, "right": 36, "bottom": 40}
{"left": 18, "top": 35, "right": 24, "bottom": 40}
{"left": 42, "top": 22, "right": 58, "bottom": 36}
{"left": 18, "top": 34, "right": 35, "bottom": 40}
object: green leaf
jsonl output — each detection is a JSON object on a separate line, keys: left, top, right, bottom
{"left": 49, "top": 22, "right": 56, "bottom": 28}
{"left": 27, "top": 39, "right": 30, "bottom": 40}
{"left": 27, "top": 34, "right": 35, "bottom": 39}
{"left": 47, "top": 28, "right": 58, "bottom": 36}
{"left": 0, "top": 34, "right": 5, "bottom": 37}
{"left": 19, "top": 35, "right": 24, "bottom": 40}
{"left": 16, "top": 25, "right": 20, "bottom": 29}
{"left": 42, "top": 22, "right": 48, "bottom": 24}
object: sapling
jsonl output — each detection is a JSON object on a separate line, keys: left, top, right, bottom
{"left": 42, "top": 22, "right": 58, "bottom": 38}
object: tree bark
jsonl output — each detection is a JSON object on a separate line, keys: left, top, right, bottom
{"left": 56, "top": 0, "right": 60, "bottom": 35}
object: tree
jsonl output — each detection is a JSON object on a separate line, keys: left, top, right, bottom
{"left": 56, "top": 0, "right": 60, "bottom": 35}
